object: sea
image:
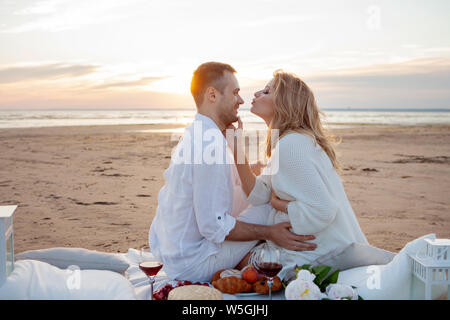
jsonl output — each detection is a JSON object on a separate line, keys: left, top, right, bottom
{"left": 0, "top": 108, "right": 449, "bottom": 132}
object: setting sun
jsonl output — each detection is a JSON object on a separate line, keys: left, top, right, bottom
{"left": 147, "top": 73, "right": 193, "bottom": 95}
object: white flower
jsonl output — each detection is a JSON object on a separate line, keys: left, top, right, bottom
{"left": 296, "top": 269, "right": 316, "bottom": 282}
{"left": 325, "top": 284, "right": 358, "bottom": 300}
{"left": 285, "top": 277, "right": 326, "bottom": 300}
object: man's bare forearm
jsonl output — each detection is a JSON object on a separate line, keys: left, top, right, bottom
{"left": 225, "top": 220, "right": 271, "bottom": 242}
{"left": 235, "top": 156, "right": 256, "bottom": 197}
{"left": 226, "top": 220, "right": 318, "bottom": 252}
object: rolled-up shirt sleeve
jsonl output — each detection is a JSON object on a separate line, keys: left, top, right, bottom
{"left": 192, "top": 162, "right": 236, "bottom": 244}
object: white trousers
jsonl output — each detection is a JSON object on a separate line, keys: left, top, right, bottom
{"left": 175, "top": 204, "right": 272, "bottom": 282}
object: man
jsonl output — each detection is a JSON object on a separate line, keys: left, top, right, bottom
{"left": 149, "top": 62, "right": 316, "bottom": 282}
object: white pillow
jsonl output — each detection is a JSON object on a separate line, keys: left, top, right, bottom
{"left": 16, "top": 247, "right": 129, "bottom": 274}
{"left": 280, "top": 242, "right": 396, "bottom": 282}
{"left": 337, "top": 234, "right": 447, "bottom": 300}
{"left": 312, "top": 242, "right": 396, "bottom": 272}
{"left": 0, "top": 260, "right": 136, "bottom": 300}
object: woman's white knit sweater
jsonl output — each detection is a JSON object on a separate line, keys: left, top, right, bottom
{"left": 247, "top": 131, "right": 368, "bottom": 266}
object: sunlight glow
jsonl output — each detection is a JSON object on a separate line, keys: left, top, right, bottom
{"left": 147, "top": 74, "right": 193, "bottom": 95}
{"left": 0, "top": 0, "right": 449, "bottom": 109}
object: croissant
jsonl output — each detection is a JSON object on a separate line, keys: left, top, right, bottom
{"left": 252, "top": 276, "right": 282, "bottom": 294}
{"left": 211, "top": 269, "right": 226, "bottom": 282}
{"left": 212, "top": 276, "right": 252, "bottom": 294}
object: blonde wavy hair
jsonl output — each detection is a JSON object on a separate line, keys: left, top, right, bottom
{"left": 265, "top": 70, "right": 341, "bottom": 172}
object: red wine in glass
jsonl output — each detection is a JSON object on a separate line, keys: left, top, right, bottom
{"left": 250, "top": 244, "right": 282, "bottom": 300}
{"left": 257, "top": 262, "right": 283, "bottom": 278}
{"left": 139, "top": 246, "right": 163, "bottom": 300}
{"left": 139, "top": 261, "right": 163, "bottom": 277}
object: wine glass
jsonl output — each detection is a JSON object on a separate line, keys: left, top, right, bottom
{"left": 249, "top": 243, "right": 282, "bottom": 300}
{"left": 139, "top": 246, "right": 163, "bottom": 300}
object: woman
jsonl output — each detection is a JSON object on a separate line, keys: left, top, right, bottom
{"left": 232, "top": 70, "right": 368, "bottom": 272}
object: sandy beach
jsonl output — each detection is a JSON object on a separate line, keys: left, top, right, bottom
{"left": 0, "top": 123, "right": 449, "bottom": 254}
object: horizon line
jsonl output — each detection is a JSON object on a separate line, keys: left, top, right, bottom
{"left": 0, "top": 107, "right": 449, "bottom": 112}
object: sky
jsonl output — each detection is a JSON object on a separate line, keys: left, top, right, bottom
{"left": 0, "top": 0, "right": 449, "bottom": 110}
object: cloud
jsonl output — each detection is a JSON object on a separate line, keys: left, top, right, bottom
{"left": 14, "top": 0, "right": 72, "bottom": 15}
{"left": 2, "top": 0, "right": 143, "bottom": 33}
{"left": 304, "top": 57, "right": 450, "bottom": 108}
{"left": 307, "top": 57, "right": 450, "bottom": 90}
{"left": 92, "top": 76, "right": 170, "bottom": 90}
{"left": 2, "top": 13, "right": 122, "bottom": 33}
{"left": 0, "top": 63, "right": 99, "bottom": 83}
{"left": 240, "top": 57, "right": 450, "bottom": 109}
{"left": 0, "top": 87, "right": 195, "bottom": 110}
{"left": 237, "top": 14, "right": 325, "bottom": 28}
{"left": 2, "top": 57, "right": 449, "bottom": 109}
{"left": 423, "top": 47, "right": 450, "bottom": 53}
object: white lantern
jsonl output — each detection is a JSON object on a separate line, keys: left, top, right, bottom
{"left": 409, "top": 238, "right": 450, "bottom": 300}
{"left": 0, "top": 205, "right": 16, "bottom": 287}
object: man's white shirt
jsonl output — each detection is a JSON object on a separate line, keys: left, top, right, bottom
{"left": 149, "top": 113, "right": 237, "bottom": 279}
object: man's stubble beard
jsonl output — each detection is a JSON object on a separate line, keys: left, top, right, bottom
{"left": 218, "top": 102, "right": 238, "bottom": 128}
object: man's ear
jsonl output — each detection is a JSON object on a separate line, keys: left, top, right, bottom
{"left": 205, "top": 87, "right": 217, "bottom": 103}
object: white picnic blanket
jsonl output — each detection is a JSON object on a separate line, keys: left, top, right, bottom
{"left": 6, "top": 234, "right": 444, "bottom": 300}
{"left": 121, "top": 234, "right": 448, "bottom": 300}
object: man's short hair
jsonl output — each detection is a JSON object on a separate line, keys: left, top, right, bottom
{"left": 190, "top": 62, "right": 236, "bottom": 106}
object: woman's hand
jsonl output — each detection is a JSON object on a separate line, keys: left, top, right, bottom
{"left": 222, "top": 117, "right": 243, "bottom": 135}
{"left": 223, "top": 117, "right": 245, "bottom": 163}
{"left": 271, "top": 191, "right": 290, "bottom": 213}
{"left": 222, "top": 117, "right": 256, "bottom": 196}
{"left": 249, "top": 161, "right": 265, "bottom": 176}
